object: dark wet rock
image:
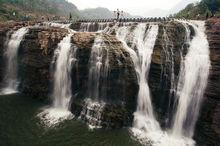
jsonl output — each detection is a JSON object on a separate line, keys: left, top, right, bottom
{"left": 14, "top": 28, "right": 138, "bottom": 128}
{"left": 0, "top": 21, "right": 36, "bottom": 83}
{"left": 18, "top": 27, "right": 68, "bottom": 98}
{"left": 71, "top": 33, "right": 138, "bottom": 128}
{"left": 149, "top": 21, "right": 187, "bottom": 127}
{"left": 194, "top": 18, "right": 220, "bottom": 146}
{"left": 0, "top": 19, "right": 219, "bottom": 136}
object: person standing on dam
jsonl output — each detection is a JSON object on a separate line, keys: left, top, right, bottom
{"left": 117, "top": 9, "right": 120, "bottom": 20}
{"left": 114, "top": 9, "right": 123, "bottom": 21}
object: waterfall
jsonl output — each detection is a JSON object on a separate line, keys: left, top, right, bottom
{"left": 48, "top": 22, "right": 71, "bottom": 29}
{"left": 87, "top": 35, "right": 109, "bottom": 100}
{"left": 38, "top": 32, "right": 76, "bottom": 127}
{"left": 162, "top": 28, "right": 176, "bottom": 97}
{"left": 116, "top": 21, "right": 210, "bottom": 146}
{"left": 161, "top": 27, "right": 176, "bottom": 126}
{"left": 98, "top": 23, "right": 108, "bottom": 31}
{"left": 80, "top": 23, "right": 93, "bottom": 32}
{"left": 1, "top": 27, "right": 28, "bottom": 95}
{"left": 80, "top": 34, "right": 109, "bottom": 128}
{"left": 52, "top": 33, "right": 73, "bottom": 109}
{"left": 79, "top": 98, "right": 105, "bottom": 129}
{"left": 171, "top": 21, "right": 210, "bottom": 138}
{"left": 79, "top": 23, "right": 88, "bottom": 32}
{"left": 132, "top": 24, "right": 160, "bottom": 132}
{"left": 80, "top": 23, "right": 109, "bottom": 32}
{"left": 117, "top": 23, "right": 160, "bottom": 133}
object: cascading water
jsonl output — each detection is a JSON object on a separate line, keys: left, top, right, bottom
{"left": 87, "top": 35, "right": 109, "bottom": 100}
{"left": 97, "top": 23, "right": 108, "bottom": 31}
{"left": 80, "top": 23, "right": 97, "bottom": 32}
{"left": 79, "top": 23, "right": 91, "bottom": 32}
{"left": 117, "top": 23, "right": 161, "bottom": 139}
{"left": 162, "top": 28, "right": 176, "bottom": 98}
{"left": 38, "top": 32, "right": 77, "bottom": 127}
{"left": 117, "top": 21, "right": 210, "bottom": 146}
{"left": 171, "top": 21, "right": 210, "bottom": 138}
{"left": 80, "top": 98, "right": 105, "bottom": 129}
{"left": 160, "top": 27, "right": 176, "bottom": 126}
{"left": 80, "top": 22, "right": 110, "bottom": 32}
{"left": 1, "top": 27, "right": 28, "bottom": 95}
{"left": 132, "top": 24, "right": 160, "bottom": 132}
{"left": 52, "top": 33, "right": 73, "bottom": 109}
{"left": 48, "top": 22, "right": 71, "bottom": 29}
{"left": 80, "top": 35, "right": 109, "bottom": 128}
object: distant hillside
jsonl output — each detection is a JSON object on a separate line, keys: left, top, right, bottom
{"left": 80, "top": 7, "right": 132, "bottom": 19}
{"left": 169, "top": 0, "right": 198, "bottom": 14}
{"left": 174, "top": 0, "right": 220, "bottom": 19}
{"left": 0, "top": 0, "right": 80, "bottom": 21}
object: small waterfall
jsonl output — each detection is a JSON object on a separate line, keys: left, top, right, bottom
{"left": 80, "top": 23, "right": 109, "bottom": 32}
{"left": 161, "top": 27, "right": 176, "bottom": 126}
{"left": 87, "top": 35, "right": 109, "bottom": 100}
{"left": 117, "top": 21, "right": 210, "bottom": 146}
{"left": 117, "top": 23, "right": 160, "bottom": 134}
{"left": 162, "top": 28, "right": 176, "bottom": 97}
{"left": 98, "top": 23, "right": 107, "bottom": 31}
{"left": 81, "top": 35, "right": 109, "bottom": 128}
{"left": 38, "top": 32, "right": 76, "bottom": 127}
{"left": 52, "top": 33, "right": 73, "bottom": 109}
{"left": 132, "top": 24, "right": 160, "bottom": 132}
{"left": 80, "top": 98, "right": 105, "bottom": 129}
{"left": 80, "top": 23, "right": 93, "bottom": 32}
{"left": 172, "top": 21, "right": 210, "bottom": 138}
{"left": 79, "top": 23, "right": 88, "bottom": 32}
{"left": 48, "top": 22, "right": 71, "bottom": 29}
{"left": 1, "top": 27, "right": 28, "bottom": 94}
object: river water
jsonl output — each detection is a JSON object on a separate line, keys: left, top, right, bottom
{"left": 0, "top": 93, "right": 141, "bottom": 146}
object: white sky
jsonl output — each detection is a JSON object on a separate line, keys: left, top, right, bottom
{"left": 68, "top": 0, "right": 183, "bottom": 16}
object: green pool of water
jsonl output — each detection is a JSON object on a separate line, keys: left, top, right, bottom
{"left": 0, "top": 94, "right": 142, "bottom": 146}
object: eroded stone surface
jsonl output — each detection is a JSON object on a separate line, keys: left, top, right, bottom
{"left": 194, "top": 18, "right": 220, "bottom": 146}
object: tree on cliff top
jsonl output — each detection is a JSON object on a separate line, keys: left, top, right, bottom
{"left": 175, "top": 0, "right": 220, "bottom": 19}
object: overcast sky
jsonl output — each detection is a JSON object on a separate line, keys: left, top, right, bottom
{"left": 69, "top": 0, "right": 190, "bottom": 16}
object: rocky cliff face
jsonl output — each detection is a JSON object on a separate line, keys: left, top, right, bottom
{"left": 149, "top": 21, "right": 187, "bottom": 127}
{"left": 0, "top": 22, "right": 35, "bottom": 83}
{"left": 148, "top": 19, "right": 220, "bottom": 145}
{"left": 70, "top": 33, "right": 138, "bottom": 128}
{"left": 15, "top": 27, "right": 138, "bottom": 128}
{"left": 0, "top": 19, "right": 219, "bottom": 144}
{"left": 194, "top": 18, "right": 220, "bottom": 146}
{"left": 18, "top": 27, "right": 68, "bottom": 97}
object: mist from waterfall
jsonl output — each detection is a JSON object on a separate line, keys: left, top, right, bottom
{"left": 1, "top": 27, "right": 28, "bottom": 95}
{"left": 171, "top": 21, "right": 210, "bottom": 138}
